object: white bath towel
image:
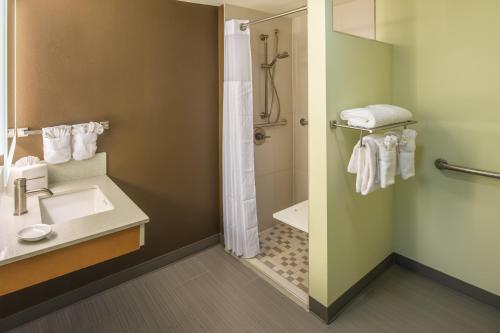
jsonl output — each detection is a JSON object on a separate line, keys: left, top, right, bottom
{"left": 72, "top": 122, "right": 104, "bottom": 161}
{"left": 42, "top": 125, "right": 72, "bottom": 164}
{"left": 399, "top": 129, "right": 417, "bottom": 179}
{"left": 348, "top": 135, "right": 381, "bottom": 195}
{"left": 340, "top": 104, "right": 413, "bottom": 128}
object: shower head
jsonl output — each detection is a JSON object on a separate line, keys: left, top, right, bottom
{"left": 277, "top": 51, "right": 289, "bottom": 59}
{"left": 268, "top": 51, "right": 289, "bottom": 67}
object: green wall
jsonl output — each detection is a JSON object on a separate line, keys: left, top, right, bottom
{"left": 308, "top": 0, "right": 395, "bottom": 307}
{"left": 377, "top": 0, "right": 500, "bottom": 296}
{"left": 325, "top": 31, "right": 394, "bottom": 304}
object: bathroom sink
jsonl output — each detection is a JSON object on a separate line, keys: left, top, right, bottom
{"left": 39, "top": 186, "right": 114, "bottom": 224}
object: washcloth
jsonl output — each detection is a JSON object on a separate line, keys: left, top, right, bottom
{"left": 348, "top": 135, "right": 381, "bottom": 195}
{"left": 340, "top": 104, "right": 413, "bottom": 128}
{"left": 399, "top": 129, "right": 417, "bottom": 179}
{"left": 72, "top": 122, "right": 104, "bottom": 161}
{"left": 42, "top": 125, "right": 72, "bottom": 164}
{"left": 376, "top": 134, "right": 399, "bottom": 188}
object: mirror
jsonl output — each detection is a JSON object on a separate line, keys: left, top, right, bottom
{"left": 333, "top": 0, "right": 375, "bottom": 40}
{"left": 1, "top": 0, "right": 15, "bottom": 189}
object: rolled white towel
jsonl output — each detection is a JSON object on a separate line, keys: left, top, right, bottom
{"left": 42, "top": 125, "right": 72, "bottom": 164}
{"left": 72, "top": 122, "right": 104, "bottom": 161}
{"left": 341, "top": 104, "right": 413, "bottom": 128}
{"left": 399, "top": 129, "right": 417, "bottom": 179}
{"left": 14, "top": 156, "right": 40, "bottom": 167}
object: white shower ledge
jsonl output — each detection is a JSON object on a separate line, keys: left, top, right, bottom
{"left": 0, "top": 176, "right": 149, "bottom": 266}
{"left": 273, "top": 200, "right": 309, "bottom": 233}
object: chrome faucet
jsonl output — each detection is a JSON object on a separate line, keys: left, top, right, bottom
{"left": 13, "top": 178, "right": 54, "bottom": 216}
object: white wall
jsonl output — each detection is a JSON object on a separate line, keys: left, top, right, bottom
{"left": 225, "top": 5, "right": 294, "bottom": 231}
{"left": 292, "top": 14, "right": 308, "bottom": 203}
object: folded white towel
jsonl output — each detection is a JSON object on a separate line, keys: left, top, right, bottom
{"left": 72, "top": 122, "right": 104, "bottom": 161}
{"left": 42, "top": 125, "right": 72, "bottom": 164}
{"left": 348, "top": 135, "right": 380, "bottom": 195}
{"left": 340, "top": 104, "right": 413, "bottom": 128}
{"left": 399, "top": 129, "right": 417, "bottom": 179}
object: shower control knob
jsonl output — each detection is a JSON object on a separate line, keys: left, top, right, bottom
{"left": 254, "top": 128, "right": 270, "bottom": 145}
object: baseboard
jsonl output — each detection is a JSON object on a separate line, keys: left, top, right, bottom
{"left": 394, "top": 253, "right": 500, "bottom": 311}
{"left": 0, "top": 233, "right": 221, "bottom": 332}
{"left": 309, "top": 253, "right": 395, "bottom": 324}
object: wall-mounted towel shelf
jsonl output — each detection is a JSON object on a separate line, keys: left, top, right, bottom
{"left": 330, "top": 120, "right": 418, "bottom": 146}
{"left": 8, "top": 121, "right": 110, "bottom": 138}
{"left": 435, "top": 159, "right": 500, "bottom": 180}
{"left": 254, "top": 119, "right": 287, "bottom": 129}
{"left": 329, "top": 120, "right": 417, "bottom": 133}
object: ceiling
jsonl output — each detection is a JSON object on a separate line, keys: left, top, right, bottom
{"left": 178, "top": 0, "right": 307, "bottom": 14}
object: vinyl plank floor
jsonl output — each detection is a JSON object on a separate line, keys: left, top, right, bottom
{"left": 327, "top": 266, "right": 500, "bottom": 333}
{"left": 8, "top": 246, "right": 500, "bottom": 333}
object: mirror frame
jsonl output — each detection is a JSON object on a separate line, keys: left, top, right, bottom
{"left": 2, "top": 0, "right": 15, "bottom": 188}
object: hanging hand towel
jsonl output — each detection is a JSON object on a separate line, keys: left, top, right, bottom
{"left": 399, "top": 129, "right": 417, "bottom": 179}
{"left": 376, "top": 134, "right": 399, "bottom": 188}
{"left": 348, "top": 135, "right": 381, "bottom": 195}
{"left": 340, "top": 104, "right": 413, "bottom": 128}
{"left": 42, "top": 125, "right": 72, "bottom": 164}
{"left": 72, "top": 122, "right": 104, "bottom": 161}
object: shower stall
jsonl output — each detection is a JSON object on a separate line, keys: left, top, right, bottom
{"left": 224, "top": 4, "right": 309, "bottom": 306}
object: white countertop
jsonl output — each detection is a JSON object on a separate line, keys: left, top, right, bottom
{"left": 0, "top": 175, "right": 149, "bottom": 266}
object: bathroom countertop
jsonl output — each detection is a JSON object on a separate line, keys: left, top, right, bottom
{"left": 0, "top": 176, "right": 149, "bottom": 267}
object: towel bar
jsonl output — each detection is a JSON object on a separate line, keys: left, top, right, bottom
{"left": 330, "top": 120, "right": 418, "bottom": 146}
{"left": 8, "top": 121, "right": 110, "bottom": 138}
{"left": 329, "top": 120, "right": 417, "bottom": 133}
{"left": 435, "top": 159, "right": 500, "bottom": 180}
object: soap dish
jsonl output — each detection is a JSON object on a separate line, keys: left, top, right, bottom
{"left": 17, "top": 224, "right": 52, "bottom": 242}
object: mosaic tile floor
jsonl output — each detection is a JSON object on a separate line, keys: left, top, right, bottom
{"left": 256, "top": 223, "right": 309, "bottom": 293}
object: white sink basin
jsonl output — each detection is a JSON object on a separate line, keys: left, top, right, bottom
{"left": 40, "top": 186, "right": 114, "bottom": 224}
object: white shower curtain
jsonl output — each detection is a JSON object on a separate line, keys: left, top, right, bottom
{"left": 222, "top": 20, "right": 260, "bottom": 258}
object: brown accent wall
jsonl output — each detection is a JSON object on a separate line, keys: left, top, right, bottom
{"left": 1, "top": 0, "right": 220, "bottom": 317}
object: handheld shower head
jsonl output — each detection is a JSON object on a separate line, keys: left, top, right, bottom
{"left": 277, "top": 51, "right": 289, "bottom": 59}
{"left": 268, "top": 51, "right": 289, "bottom": 67}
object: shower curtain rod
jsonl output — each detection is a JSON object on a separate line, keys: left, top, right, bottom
{"left": 239, "top": 6, "right": 308, "bottom": 31}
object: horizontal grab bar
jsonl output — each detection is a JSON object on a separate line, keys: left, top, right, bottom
{"left": 254, "top": 119, "right": 287, "bottom": 129}
{"left": 435, "top": 159, "right": 500, "bottom": 180}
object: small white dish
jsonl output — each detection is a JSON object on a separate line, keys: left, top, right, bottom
{"left": 17, "top": 224, "right": 52, "bottom": 242}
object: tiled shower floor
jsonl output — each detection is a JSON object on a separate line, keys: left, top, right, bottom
{"left": 255, "top": 223, "right": 309, "bottom": 293}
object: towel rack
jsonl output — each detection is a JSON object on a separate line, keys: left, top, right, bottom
{"left": 330, "top": 120, "right": 418, "bottom": 146}
{"left": 8, "top": 121, "right": 110, "bottom": 138}
{"left": 435, "top": 159, "right": 500, "bottom": 180}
